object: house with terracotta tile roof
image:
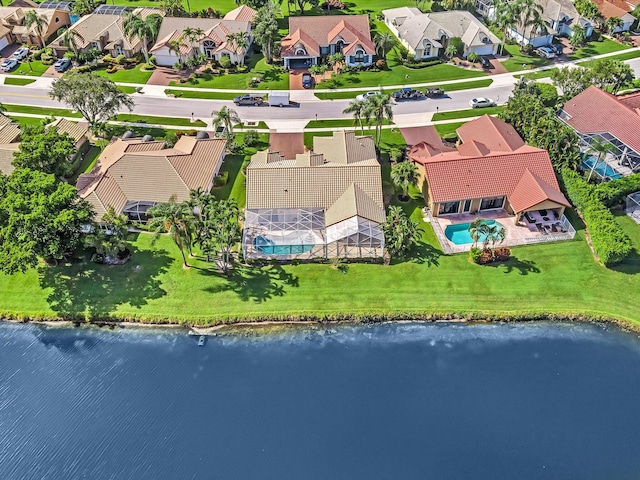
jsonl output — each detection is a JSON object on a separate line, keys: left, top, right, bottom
{"left": 76, "top": 133, "right": 226, "bottom": 223}
{"left": 559, "top": 86, "right": 640, "bottom": 179}
{"left": 409, "top": 115, "right": 570, "bottom": 225}
{"left": 242, "top": 130, "right": 385, "bottom": 260}
{"left": 382, "top": 8, "right": 500, "bottom": 59}
{"left": 0, "top": 6, "right": 71, "bottom": 49}
{"left": 280, "top": 15, "right": 375, "bottom": 69}
{"left": 592, "top": 0, "right": 636, "bottom": 32}
{"left": 149, "top": 10, "right": 254, "bottom": 67}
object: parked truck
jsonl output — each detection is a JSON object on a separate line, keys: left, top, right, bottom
{"left": 233, "top": 94, "right": 266, "bottom": 106}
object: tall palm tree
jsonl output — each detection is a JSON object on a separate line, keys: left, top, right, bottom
{"left": 343, "top": 100, "right": 366, "bottom": 135}
{"left": 390, "top": 161, "right": 419, "bottom": 201}
{"left": 374, "top": 32, "right": 395, "bottom": 61}
{"left": 468, "top": 217, "right": 486, "bottom": 249}
{"left": 122, "top": 12, "right": 163, "bottom": 65}
{"left": 181, "top": 27, "right": 204, "bottom": 58}
{"left": 225, "top": 32, "right": 249, "bottom": 66}
{"left": 494, "top": 0, "right": 516, "bottom": 56}
{"left": 516, "top": 0, "right": 544, "bottom": 44}
{"left": 147, "top": 197, "right": 195, "bottom": 268}
{"left": 363, "top": 90, "right": 393, "bottom": 146}
{"left": 168, "top": 39, "right": 183, "bottom": 64}
{"left": 62, "top": 28, "right": 83, "bottom": 59}
{"left": 482, "top": 223, "right": 506, "bottom": 258}
{"left": 24, "top": 10, "right": 48, "bottom": 48}
{"left": 586, "top": 137, "right": 614, "bottom": 181}
{"left": 211, "top": 106, "right": 240, "bottom": 138}
{"left": 605, "top": 17, "right": 623, "bottom": 35}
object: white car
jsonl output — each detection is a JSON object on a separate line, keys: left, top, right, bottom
{"left": 1, "top": 58, "right": 18, "bottom": 72}
{"left": 355, "top": 91, "right": 378, "bottom": 102}
{"left": 12, "top": 47, "right": 29, "bottom": 60}
{"left": 535, "top": 46, "right": 556, "bottom": 59}
{"left": 469, "top": 97, "right": 496, "bottom": 108}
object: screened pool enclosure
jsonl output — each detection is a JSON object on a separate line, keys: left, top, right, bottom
{"left": 243, "top": 208, "right": 385, "bottom": 260}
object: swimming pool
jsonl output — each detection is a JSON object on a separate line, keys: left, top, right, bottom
{"left": 580, "top": 156, "right": 622, "bottom": 180}
{"left": 445, "top": 219, "right": 497, "bottom": 245}
{"left": 254, "top": 235, "right": 314, "bottom": 255}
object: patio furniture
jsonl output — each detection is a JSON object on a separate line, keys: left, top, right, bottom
{"left": 525, "top": 211, "right": 536, "bottom": 223}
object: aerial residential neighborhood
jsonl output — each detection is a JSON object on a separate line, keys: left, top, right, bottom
{"left": 0, "top": 0, "right": 638, "bottom": 325}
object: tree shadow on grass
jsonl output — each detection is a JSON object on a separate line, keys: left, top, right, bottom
{"left": 38, "top": 248, "right": 172, "bottom": 321}
{"left": 609, "top": 247, "right": 640, "bottom": 275}
{"left": 202, "top": 263, "right": 299, "bottom": 303}
{"left": 389, "top": 240, "right": 441, "bottom": 267}
{"left": 485, "top": 256, "right": 541, "bottom": 275}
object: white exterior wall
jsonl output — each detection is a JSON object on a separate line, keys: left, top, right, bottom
{"left": 466, "top": 43, "right": 498, "bottom": 56}
{"left": 0, "top": 35, "right": 9, "bottom": 51}
{"left": 153, "top": 45, "right": 245, "bottom": 67}
{"left": 507, "top": 27, "right": 554, "bottom": 47}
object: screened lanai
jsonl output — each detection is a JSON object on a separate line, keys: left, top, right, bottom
{"left": 626, "top": 192, "right": 640, "bottom": 225}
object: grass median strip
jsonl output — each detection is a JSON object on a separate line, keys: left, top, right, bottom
{"left": 4, "top": 78, "right": 36, "bottom": 86}
{"left": 432, "top": 105, "right": 503, "bottom": 121}
{"left": 114, "top": 114, "right": 207, "bottom": 128}
{"left": 4, "top": 104, "right": 82, "bottom": 118}
{"left": 315, "top": 79, "right": 494, "bottom": 100}
{"left": 165, "top": 89, "right": 240, "bottom": 100}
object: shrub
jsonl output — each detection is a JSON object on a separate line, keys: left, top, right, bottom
{"left": 219, "top": 56, "right": 232, "bottom": 69}
{"left": 203, "top": 66, "right": 213, "bottom": 74}
{"left": 375, "top": 59, "right": 385, "bottom": 69}
{"left": 535, "top": 82, "right": 558, "bottom": 107}
{"left": 106, "top": 65, "right": 118, "bottom": 74}
{"left": 103, "top": 54, "right": 116, "bottom": 64}
{"left": 73, "top": 65, "right": 93, "bottom": 73}
{"left": 32, "top": 49, "right": 44, "bottom": 60}
{"left": 243, "top": 129, "right": 260, "bottom": 147}
{"left": 175, "top": 130, "right": 184, "bottom": 137}
{"left": 595, "top": 173, "right": 640, "bottom": 207}
{"left": 443, "top": 133, "right": 458, "bottom": 143}
{"left": 64, "top": 51, "right": 75, "bottom": 60}
{"left": 115, "top": 54, "right": 126, "bottom": 65}
{"left": 469, "top": 247, "right": 482, "bottom": 264}
{"left": 561, "top": 168, "right": 632, "bottom": 265}
{"left": 404, "top": 58, "right": 442, "bottom": 69}
{"left": 186, "top": 129, "right": 197, "bottom": 136}
{"left": 467, "top": 52, "right": 480, "bottom": 63}
{"left": 213, "top": 171, "right": 229, "bottom": 186}
{"left": 494, "top": 248, "right": 511, "bottom": 261}
{"left": 522, "top": 44, "right": 534, "bottom": 55}
{"left": 142, "top": 63, "right": 155, "bottom": 70}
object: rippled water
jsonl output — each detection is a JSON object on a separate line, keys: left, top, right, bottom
{"left": 1, "top": 321, "right": 640, "bottom": 479}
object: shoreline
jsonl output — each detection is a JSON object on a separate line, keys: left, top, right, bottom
{"left": 3, "top": 311, "right": 640, "bottom": 336}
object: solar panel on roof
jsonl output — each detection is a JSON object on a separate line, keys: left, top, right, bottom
{"left": 93, "top": 4, "right": 129, "bottom": 15}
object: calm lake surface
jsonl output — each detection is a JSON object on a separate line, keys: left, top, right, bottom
{"left": 2, "top": 321, "right": 640, "bottom": 480}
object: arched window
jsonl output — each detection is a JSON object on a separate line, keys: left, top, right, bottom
{"left": 203, "top": 39, "right": 216, "bottom": 58}
{"left": 422, "top": 39, "right": 431, "bottom": 57}
{"left": 354, "top": 48, "right": 365, "bottom": 63}
{"left": 295, "top": 47, "right": 306, "bottom": 56}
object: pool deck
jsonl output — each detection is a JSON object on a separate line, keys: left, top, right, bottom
{"left": 424, "top": 209, "right": 576, "bottom": 254}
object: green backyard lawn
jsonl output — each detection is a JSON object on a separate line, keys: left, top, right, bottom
{"left": 94, "top": 64, "right": 154, "bottom": 84}
{"left": 568, "top": 36, "right": 631, "bottom": 60}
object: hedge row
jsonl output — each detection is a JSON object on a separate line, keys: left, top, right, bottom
{"left": 561, "top": 169, "right": 632, "bottom": 265}
{"left": 594, "top": 173, "right": 640, "bottom": 207}
{"left": 404, "top": 59, "right": 443, "bottom": 69}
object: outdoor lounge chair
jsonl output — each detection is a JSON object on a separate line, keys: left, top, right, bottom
{"left": 536, "top": 223, "right": 546, "bottom": 234}
{"left": 525, "top": 212, "right": 536, "bottom": 223}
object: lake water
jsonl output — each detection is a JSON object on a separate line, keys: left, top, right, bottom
{"left": 1, "top": 321, "right": 640, "bottom": 479}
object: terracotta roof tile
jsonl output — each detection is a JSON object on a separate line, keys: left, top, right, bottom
{"left": 223, "top": 5, "right": 257, "bottom": 22}
{"left": 509, "top": 169, "right": 571, "bottom": 212}
{"left": 592, "top": 0, "right": 632, "bottom": 18}
{"left": 456, "top": 115, "right": 525, "bottom": 152}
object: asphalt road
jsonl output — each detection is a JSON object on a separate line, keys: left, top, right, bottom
{"left": 0, "top": 58, "right": 638, "bottom": 126}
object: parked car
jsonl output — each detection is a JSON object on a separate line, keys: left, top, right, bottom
{"left": 425, "top": 87, "right": 445, "bottom": 98}
{"left": 54, "top": 58, "right": 71, "bottom": 73}
{"left": 1, "top": 58, "right": 18, "bottom": 72}
{"left": 233, "top": 94, "right": 266, "bottom": 106}
{"left": 355, "top": 91, "right": 378, "bottom": 102}
{"left": 479, "top": 56, "right": 492, "bottom": 69}
{"left": 302, "top": 72, "right": 313, "bottom": 89}
{"left": 535, "top": 46, "right": 556, "bottom": 59}
{"left": 469, "top": 97, "right": 496, "bottom": 108}
{"left": 12, "top": 47, "right": 29, "bottom": 61}
{"left": 392, "top": 88, "right": 425, "bottom": 101}
{"left": 550, "top": 43, "right": 564, "bottom": 56}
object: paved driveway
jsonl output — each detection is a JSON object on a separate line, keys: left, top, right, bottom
{"left": 147, "top": 66, "right": 186, "bottom": 86}
{"left": 289, "top": 69, "right": 306, "bottom": 90}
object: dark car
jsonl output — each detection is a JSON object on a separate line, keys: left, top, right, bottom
{"left": 233, "top": 94, "right": 266, "bottom": 106}
{"left": 479, "top": 56, "right": 492, "bottom": 69}
{"left": 54, "top": 57, "right": 71, "bottom": 73}
{"left": 392, "top": 87, "right": 425, "bottom": 101}
{"left": 302, "top": 72, "right": 313, "bottom": 89}
{"left": 550, "top": 43, "right": 564, "bottom": 56}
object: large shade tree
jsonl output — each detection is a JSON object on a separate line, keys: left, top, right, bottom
{"left": 0, "top": 168, "right": 94, "bottom": 274}
{"left": 123, "top": 12, "right": 163, "bottom": 64}
{"left": 253, "top": 1, "right": 280, "bottom": 64}
{"left": 12, "top": 124, "right": 76, "bottom": 178}
{"left": 84, "top": 206, "right": 130, "bottom": 260}
{"left": 50, "top": 72, "right": 134, "bottom": 135}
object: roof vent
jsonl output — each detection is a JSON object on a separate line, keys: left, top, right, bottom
{"left": 122, "top": 130, "right": 134, "bottom": 139}
{"left": 196, "top": 131, "right": 209, "bottom": 139}
{"left": 142, "top": 134, "right": 153, "bottom": 142}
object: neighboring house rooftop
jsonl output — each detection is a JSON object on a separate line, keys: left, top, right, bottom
{"left": 409, "top": 115, "right": 569, "bottom": 211}
{"left": 0, "top": 143, "right": 20, "bottom": 175}
{"left": 77, "top": 135, "right": 226, "bottom": 222}
{"left": 0, "top": 115, "right": 21, "bottom": 145}
{"left": 47, "top": 118, "right": 89, "bottom": 144}
{"left": 246, "top": 130, "right": 384, "bottom": 226}
{"left": 383, "top": 8, "right": 500, "bottom": 50}
{"left": 150, "top": 17, "right": 250, "bottom": 56}
{"left": 561, "top": 85, "right": 640, "bottom": 156}
{"left": 593, "top": 0, "right": 633, "bottom": 18}
{"left": 223, "top": 5, "right": 257, "bottom": 22}
{"left": 0, "top": 7, "right": 67, "bottom": 38}
{"left": 281, "top": 14, "right": 375, "bottom": 58}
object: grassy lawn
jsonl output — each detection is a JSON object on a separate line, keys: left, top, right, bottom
{"left": 432, "top": 106, "right": 504, "bottom": 121}
{"left": 165, "top": 89, "right": 239, "bottom": 100}
{"left": 501, "top": 44, "right": 551, "bottom": 72}
{"left": 69, "top": 146, "right": 100, "bottom": 184}
{"left": 169, "top": 55, "right": 289, "bottom": 90}
{"left": 517, "top": 68, "right": 559, "bottom": 80}
{"left": 577, "top": 49, "right": 640, "bottom": 67}
{"left": 434, "top": 121, "right": 466, "bottom": 138}
{"left": 94, "top": 64, "right": 154, "bottom": 84}
{"left": 315, "top": 79, "right": 494, "bottom": 100}
{"left": 107, "top": 125, "right": 168, "bottom": 139}
{"left": 3, "top": 104, "right": 82, "bottom": 118}
{"left": 4, "top": 77, "right": 36, "bottom": 86}
{"left": 10, "top": 60, "right": 49, "bottom": 77}
{"left": 568, "top": 37, "right": 631, "bottom": 60}
{"left": 114, "top": 114, "right": 207, "bottom": 128}
{"left": 237, "top": 121, "right": 269, "bottom": 130}
{"left": 118, "top": 86, "right": 138, "bottom": 94}
{"left": 8, "top": 115, "right": 43, "bottom": 128}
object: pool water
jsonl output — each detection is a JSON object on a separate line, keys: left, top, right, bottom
{"left": 445, "top": 219, "right": 497, "bottom": 245}
{"left": 580, "top": 156, "right": 622, "bottom": 180}
{"left": 254, "top": 235, "right": 314, "bottom": 255}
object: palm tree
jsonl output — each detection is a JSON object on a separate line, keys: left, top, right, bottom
{"left": 468, "top": 217, "right": 486, "bottom": 249}
{"left": 363, "top": 90, "right": 393, "bottom": 146}
{"left": 181, "top": 26, "right": 204, "bottom": 60}
{"left": 586, "top": 137, "right": 614, "bottom": 181}
{"left": 211, "top": 106, "right": 240, "bottom": 138}
{"left": 24, "top": 10, "right": 48, "bottom": 48}
{"left": 343, "top": 100, "right": 366, "bottom": 135}
{"left": 445, "top": 44, "right": 459, "bottom": 60}
{"left": 122, "top": 12, "right": 163, "bottom": 65}
{"left": 62, "top": 28, "right": 83, "bottom": 59}
{"left": 226, "top": 32, "right": 249, "bottom": 66}
{"left": 147, "top": 197, "right": 195, "bottom": 268}
{"left": 494, "top": 0, "right": 517, "bottom": 56}
{"left": 605, "top": 17, "right": 623, "bottom": 35}
{"left": 482, "top": 223, "right": 506, "bottom": 258}
{"left": 374, "top": 32, "right": 395, "bottom": 61}
{"left": 168, "top": 39, "right": 183, "bottom": 65}
{"left": 390, "top": 161, "right": 418, "bottom": 201}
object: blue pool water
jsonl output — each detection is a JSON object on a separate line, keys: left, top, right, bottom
{"left": 445, "top": 219, "right": 497, "bottom": 245}
{"left": 254, "top": 235, "right": 313, "bottom": 255}
{"left": 580, "top": 155, "right": 622, "bottom": 180}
